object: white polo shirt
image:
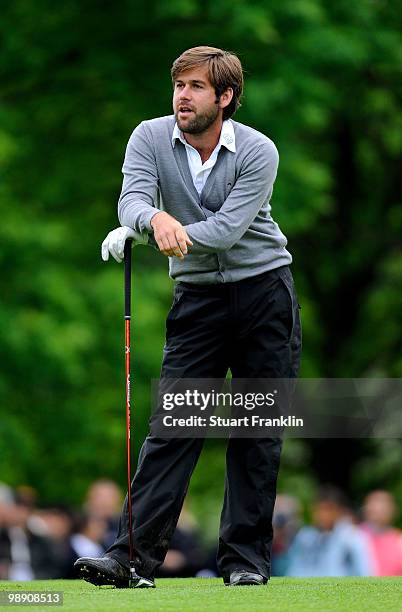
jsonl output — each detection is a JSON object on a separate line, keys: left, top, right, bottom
{"left": 172, "top": 119, "right": 236, "bottom": 195}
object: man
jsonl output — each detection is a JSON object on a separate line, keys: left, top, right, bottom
{"left": 0, "top": 490, "right": 58, "bottom": 580}
{"left": 75, "top": 46, "right": 301, "bottom": 588}
{"left": 287, "top": 486, "right": 373, "bottom": 577}
{"left": 361, "top": 490, "right": 402, "bottom": 575}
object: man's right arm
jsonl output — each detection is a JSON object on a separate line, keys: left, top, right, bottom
{"left": 118, "top": 122, "right": 191, "bottom": 258}
{"left": 118, "top": 122, "right": 161, "bottom": 233}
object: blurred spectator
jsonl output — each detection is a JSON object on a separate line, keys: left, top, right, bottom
{"left": 360, "top": 490, "right": 402, "bottom": 575}
{"left": 0, "top": 483, "right": 14, "bottom": 525}
{"left": 70, "top": 512, "right": 107, "bottom": 560}
{"left": 0, "top": 483, "right": 14, "bottom": 579}
{"left": 287, "top": 485, "right": 373, "bottom": 576}
{"left": 84, "top": 479, "right": 122, "bottom": 548}
{"left": 156, "top": 501, "right": 208, "bottom": 578}
{"left": 0, "top": 490, "right": 57, "bottom": 580}
{"left": 271, "top": 494, "right": 301, "bottom": 576}
{"left": 38, "top": 505, "right": 76, "bottom": 578}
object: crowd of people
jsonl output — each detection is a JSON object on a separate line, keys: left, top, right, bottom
{"left": 0, "top": 480, "right": 401, "bottom": 580}
{"left": 272, "top": 486, "right": 402, "bottom": 576}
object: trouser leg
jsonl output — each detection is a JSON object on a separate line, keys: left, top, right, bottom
{"left": 218, "top": 437, "right": 282, "bottom": 580}
{"left": 106, "top": 435, "right": 204, "bottom": 578}
{"left": 106, "top": 283, "right": 230, "bottom": 577}
{"left": 217, "top": 266, "right": 302, "bottom": 581}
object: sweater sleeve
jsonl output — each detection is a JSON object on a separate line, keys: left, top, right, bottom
{"left": 184, "top": 141, "right": 279, "bottom": 254}
{"left": 118, "top": 122, "right": 160, "bottom": 233}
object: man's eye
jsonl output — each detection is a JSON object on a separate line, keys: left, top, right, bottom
{"left": 194, "top": 84, "right": 202, "bottom": 89}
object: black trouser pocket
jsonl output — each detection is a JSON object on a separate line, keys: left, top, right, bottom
{"left": 275, "top": 267, "right": 302, "bottom": 376}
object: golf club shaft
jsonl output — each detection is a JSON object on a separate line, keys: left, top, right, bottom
{"left": 124, "top": 239, "right": 134, "bottom": 568}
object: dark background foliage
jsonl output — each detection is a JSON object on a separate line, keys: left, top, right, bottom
{"left": 1, "top": 0, "right": 401, "bottom": 538}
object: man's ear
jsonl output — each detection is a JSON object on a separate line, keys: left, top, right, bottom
{"left": 219, "top": 88, "right": 234, "bottom": 110}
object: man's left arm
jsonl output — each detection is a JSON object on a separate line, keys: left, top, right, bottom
{"left": 184, "top": 141, "right": 279, "bottom": 254}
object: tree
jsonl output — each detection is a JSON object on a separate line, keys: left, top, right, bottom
{"left": 0, "top": 0, "right": 401, "bottom": 518}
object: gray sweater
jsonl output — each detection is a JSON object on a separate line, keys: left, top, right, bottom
{"left": 118, "top": 114, "right": 292, "bottom": 284}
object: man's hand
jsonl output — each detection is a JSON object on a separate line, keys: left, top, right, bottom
{"left": 151, "top": 211, "right": 193, "bottom": 258}
{"left": 101, "top": 226, "right": 149, "bottom": 263}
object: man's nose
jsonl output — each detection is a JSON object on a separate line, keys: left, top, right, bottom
{"left": 179, "top": 84, "right": 192, "bottom": 99}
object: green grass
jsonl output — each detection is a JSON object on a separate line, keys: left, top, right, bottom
{"left": 0, "top": 578, "right": 401, "bottom": 611}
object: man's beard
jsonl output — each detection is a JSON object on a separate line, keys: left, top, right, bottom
{"left": 176, "top": 103, "right": 219, "bottom": 134}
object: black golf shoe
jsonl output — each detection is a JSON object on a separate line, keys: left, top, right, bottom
{"left": 74, "top": 556, "right": 155, "bottom": 588}
{"left": 226, "top": 570, "right": 267, "bottom": 586}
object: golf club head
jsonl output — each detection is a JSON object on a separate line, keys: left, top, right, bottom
{"left": 129, "top": 566, "right": 155, "bottom": 588}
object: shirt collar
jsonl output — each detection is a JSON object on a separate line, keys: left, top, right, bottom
{"left": 172, "top": 119, "right": 236, "bottom": 153}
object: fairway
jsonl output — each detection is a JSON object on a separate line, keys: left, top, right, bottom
{"left": 0, "top": 578, "right": 401, "bottom": 611}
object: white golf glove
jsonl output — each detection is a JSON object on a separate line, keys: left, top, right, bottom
{"left": 101, "top": 226, "right": 149, "bottom": 263}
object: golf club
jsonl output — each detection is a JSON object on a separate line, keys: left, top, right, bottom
{"left": 124, "top": 238, "right": 141, "bottom": 588}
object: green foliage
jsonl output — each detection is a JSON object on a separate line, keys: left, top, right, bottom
{"left": 0, "top": 0, "right": 401, "bottom": 514}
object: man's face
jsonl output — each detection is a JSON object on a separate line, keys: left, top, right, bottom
{"left": 312, "top": 501, "right": 342, "bottom": 531}
{"left": 173, "top": 66, "right": 221, "bottom": 134}
{"left": 363, "top": 491, "right": 396, "bottom": 527}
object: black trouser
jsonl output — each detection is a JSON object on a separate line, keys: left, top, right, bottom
{"left": 105, "top": 265, "right": 302, "bottom": 581}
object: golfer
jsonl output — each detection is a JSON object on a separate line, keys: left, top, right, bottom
{"left": 75, "top": 46, "right": 302, "bottom": 588}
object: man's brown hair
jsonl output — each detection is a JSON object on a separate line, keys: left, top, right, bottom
{"left": 171, "top": 46, "right": 244, "bottom": 120}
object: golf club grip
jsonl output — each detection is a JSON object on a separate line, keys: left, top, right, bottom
{"left": 124, "top": 239, "right": 132, "bottom": 318}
